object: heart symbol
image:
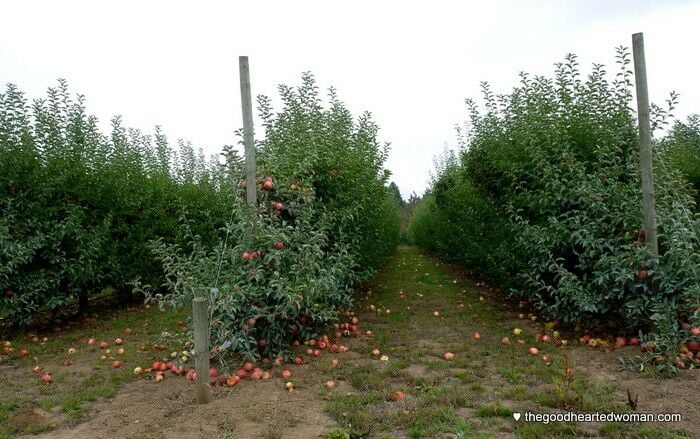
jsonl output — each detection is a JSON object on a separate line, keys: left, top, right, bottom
{"left": 513, "top": 412, "right": 521, "bottom": 421}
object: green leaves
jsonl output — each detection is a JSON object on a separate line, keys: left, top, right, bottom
{"left": 135, "top": 73, "right": 399, "bottom": 365}
{"left": 0, "top": 80, "right": 234, "bottom": 324}
{"left": 411, "top": 48, "right": 700, "bottom": 345}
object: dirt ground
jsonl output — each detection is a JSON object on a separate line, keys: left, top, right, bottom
{"left": 4, "top": 247, "right": 699, "bottom": 438}
{"left": 18, "top": 368, "right": 336, "bottom": 439}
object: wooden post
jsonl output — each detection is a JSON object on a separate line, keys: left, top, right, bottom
{"left": 632, "top": 32, "right": 658, "bottom": 256}
{"left": 192, "top": 297, "right": 211, "bottom": 404}
{"left": 239, "top": 56, "right": 256, "bottom": 204}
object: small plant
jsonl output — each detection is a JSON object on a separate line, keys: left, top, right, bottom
{"left": 553, "top": 347, "right": 576, "bottom": 408}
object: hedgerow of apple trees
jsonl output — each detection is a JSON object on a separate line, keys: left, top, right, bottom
{"left": 141, "top": 73, "right": 400, "bottom": 366}
{"left": 409, "top": 48, "right": 700, "bottom": 366}
{"left": 1, "top": 80, "right": 236, "bottom": 325}
{"left": 660, "top": 114, "right": 700, "bottom": 207}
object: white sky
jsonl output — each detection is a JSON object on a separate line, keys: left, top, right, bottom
{"left": 1, "top": 0, "right": 698, "bottom": 198}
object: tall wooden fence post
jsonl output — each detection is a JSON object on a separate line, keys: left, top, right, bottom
{"left": 192, "top": 297, "right": 211, "bottom": 404}
{"left": 239, "top": 56, "right": 256, "bottom": 204}
{"left": 632, "top": 32, "right": 659, "bottom": 256}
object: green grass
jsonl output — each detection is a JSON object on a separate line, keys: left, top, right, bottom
{"left": 320, "top": 247, "right": 695, "bottom": 438}
{"left": 599, "top": 422, "right": 693, "bottom": 438}
{"left": 515, "top": 422, "right": 586, "bottom": 438}
{"left": 0, "top": 304, "right": 187, "bottom": 435}
{"left": 499, "top": 366, "right": 524, "bottom": 384}
{"left": 0, "top": 246, "right": 695, "bottom": 438}
{"left": 60, "top": 397, "right": 86, "bottom": 420}
{"left": 476, "top": 404, "right": 513, "bottom": 418}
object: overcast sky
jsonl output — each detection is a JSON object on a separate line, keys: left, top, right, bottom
{"left": 1, "top": 0, "right": 698, "bottom": 198}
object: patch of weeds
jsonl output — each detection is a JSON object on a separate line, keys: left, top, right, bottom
{"left": 347, "top": 364, "right": 386, "bottom": 392}
{"left": 424, "top": 360, "right": 450, "bottom": 372}
{"left": 453, "top": 418, "right": 474, "bottom": 437}
{"left": 324, "top": 429, "right": 351, "bottom": 439}
{"left": 633, "top": 426, "right": 693, "bottom": 438}
{"left": 470, "top": 383, "right": 486, "bottom": 393}
{"left": 473, "top": 364, "right": 489, "bottom": 378}
{"left": 423, "top": 384, "right": 471, "bottom": 408}
{"left": 572, "top": 378, "right": 623, "bottom": 412}
{"left": 499, "top": 366, "right": 524, "bottom": 384}
{"left": 263, "top": 427, "right": 282, "bottom": 439}
{"left": 37, "top": 398, "right": 54, "bottom": 411}
{"left": 216, "top": 414, "right": 236, "bottom": 438}
{"left": 60, "top": 397, "right": 86, "bottom": 420}
{"left": 384, "top": 358, "right": 411, "bottom": 376}
{"left": 19, "top": 423, "right": 55, "bottom": 435}
{"left": 515, "top": 421, "right": 585, "bottom": 438}
{"left": 406, "top": 407, "right": 457, "bottom": 438}
{"left": 386, "top": 311, "right": 410, "bottom": 324}
{"left": 500, "top": 385, "right": 529, "bottom": 401}
{"left": 324, "top": 393, "right": 382, "bottom": 438}
{"left": 476, "top": 404, "right": 513, "bottom": 418}
{"left": 0, "top": 402, "right": 18, "bottom": 423}
{"left": 453, "top": 370, "right": 474, "bottom": 384}
{"left": 243, "top": 405, "right": 263, "bottom": 423}
{"left": 599, "top": 423, "right": 693, "bottom": 439}
{"left": 534, "top": 388, "right": 560, "bottom": 408}
{"left": 598, "top": 422, "right": 628, "bottom": 437}
{"left": 412, "top": 377, "right": 433, "bottom": 393}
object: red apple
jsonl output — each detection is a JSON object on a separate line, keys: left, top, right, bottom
{"left": 391, "top": 390, "right": 406, "bottom": 401}
{"left": 686, "top": 341, "right": 700, "bottom": 353}
{"left": 226, "top": 375, "right": 241, "bottom": 387}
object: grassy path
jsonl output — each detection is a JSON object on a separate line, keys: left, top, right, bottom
{"left": 0, "top": 246, "right": 697, "bottom": 438}
{"left": 323, "top": 246, "right": 697, "bottom": 438}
